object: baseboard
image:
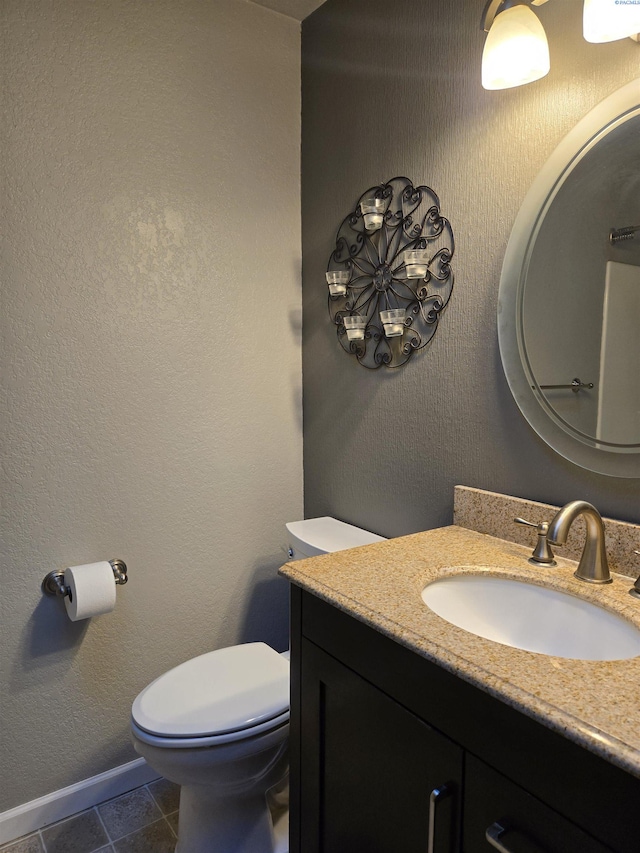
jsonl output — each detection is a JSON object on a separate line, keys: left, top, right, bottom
{"left": 0, "top": 758, "right": 160, "bottom": 845}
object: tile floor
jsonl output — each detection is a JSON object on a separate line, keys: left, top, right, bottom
{"left": 0, "top": 779, "right": 180, "bottom": 853}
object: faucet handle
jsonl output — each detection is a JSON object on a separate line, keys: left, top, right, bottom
{"left": 514, "top": 517, "right": 557, "bottom": 566}
{"left": 631, "top": 552, "right": 640, "bottom": 600}
{"left": 514, "top": 517, "right": 538, "bottom": 529}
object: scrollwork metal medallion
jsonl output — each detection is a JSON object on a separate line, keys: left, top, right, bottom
{"left": 327, "top": 176, "right": 455, "bottom": 369}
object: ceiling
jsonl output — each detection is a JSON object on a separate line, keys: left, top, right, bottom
{"left": 249, "top": 0, "right": 327, "bottom": 21}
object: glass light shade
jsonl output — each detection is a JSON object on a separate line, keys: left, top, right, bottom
{"left": 326, "top": 270, "right": 350, "bottom": 296}
{"left": 482, "top": 4, "right": 550, "bottom": 91}
{"left": 360, "top": 197, "right": 385, "bottom": 231}
{"left": 379, "top": 308, "right": 406, "bottom": 338}
{"left": 403, "top": 249, "right": 430, "bottom": 279}
{"left": 343, "top": 315, "right": 367, "bottom": 340}
{"left": 583, "top": 0, "right": 640, "bottom": 42}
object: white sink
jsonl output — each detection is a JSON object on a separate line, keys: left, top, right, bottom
{"left": 421, "top": 572, "right": 640, "bottom": 661}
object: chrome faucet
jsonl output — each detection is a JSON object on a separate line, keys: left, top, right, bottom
{"left": 547, "top": 500, "right": 612, "bottom": 584}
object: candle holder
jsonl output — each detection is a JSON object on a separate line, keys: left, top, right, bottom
{"left": 380, "top": 308, "right": 406, "bottom": 338}
{"left": 360, "top": 196, "right": 386, "bottom": 232}
{"left": 326, "top": 270, "right": 350, "bottom": 296}
{"left": 343, "top": 315, "right": 367, "bottom": 341}
{"left": 326, "top": 177, "right": 455, "bottom": 369}
{"left": 403, "top": 249, "right": 430, "bottom": 279}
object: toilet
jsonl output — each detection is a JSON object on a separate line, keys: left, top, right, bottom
{"left": 130, "top": 517, "right": 385, "bottom": 853}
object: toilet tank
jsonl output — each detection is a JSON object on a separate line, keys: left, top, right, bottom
{"left": 285, "top": 516, "right": 386, "bottom": 561}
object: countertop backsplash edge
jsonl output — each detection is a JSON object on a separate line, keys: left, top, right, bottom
{"left": 454, "top": 485, "right": 640, "bottom": 580}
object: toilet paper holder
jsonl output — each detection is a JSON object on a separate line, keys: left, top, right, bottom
{"left": 42, "top": 559, "right": 128, "bottom": 598}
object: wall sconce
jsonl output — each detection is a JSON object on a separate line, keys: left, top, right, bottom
{"left": 583, "top": 0, "right": 640, "bottom": 43}
{"left": 481, "top": 0, "right": 640, "bottom": 90}
{"left": 326, "top": 177, "right": 455, "bottom": 370}
{"left": 481, "top": 0, "right": 550, "bottom": 90}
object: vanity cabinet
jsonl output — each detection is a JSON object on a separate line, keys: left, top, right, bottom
{"left": 289, "top": 587, "right": 640, "bottom": 853}
{"left": 462, "top": 756, "right": 610, "bottom": 853}
{"left": 300, "top": 640, "right": 462, "bottom": 853}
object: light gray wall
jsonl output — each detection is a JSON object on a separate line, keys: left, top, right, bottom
{"left": 301, "top": 0, "right": 640, "bottom": 539}
{"left": 2, "top": 0, "right": 302, "bottom": 811}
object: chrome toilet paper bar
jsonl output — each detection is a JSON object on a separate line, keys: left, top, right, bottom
{"left": 41, "top": 559, "right": 128, "bottom": 598}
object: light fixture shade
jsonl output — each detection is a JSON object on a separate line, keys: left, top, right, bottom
{"left": 583, "top": 0, "right": 640, "bottom": 42}
{"left": 482, "top": 4, "right": 550, "bottom": 90}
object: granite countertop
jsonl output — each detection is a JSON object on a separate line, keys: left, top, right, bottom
{"left": 279, "top": 524, "right": 640, "bottom": 779}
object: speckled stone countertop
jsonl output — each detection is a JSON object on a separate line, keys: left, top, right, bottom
{"left": 280, "top": 525, "right": 640, "bottom": 779}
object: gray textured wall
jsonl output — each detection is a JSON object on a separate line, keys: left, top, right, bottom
{"left": 301, "top": 0, "right": 640, "bottom": 539}
{"left": 2, "top": 0, "right": 302, "bottom": 811}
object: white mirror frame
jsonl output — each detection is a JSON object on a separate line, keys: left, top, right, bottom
{"left": 498, "top": 78, "right": 640, "bottom": 478}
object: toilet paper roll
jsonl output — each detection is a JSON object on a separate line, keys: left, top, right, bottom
{"left": 64, "top": 562, "right": 117, "bottom": 621}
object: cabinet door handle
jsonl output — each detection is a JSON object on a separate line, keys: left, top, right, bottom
{"left": 428, "top": 783, "right": 454, "bottom": 853}
{"left": 485, "top": 821, "right": 547, "bottom": 853}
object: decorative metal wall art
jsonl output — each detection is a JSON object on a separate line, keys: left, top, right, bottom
{"left": 326, "top": 176, "right": 455, "bottom": 369}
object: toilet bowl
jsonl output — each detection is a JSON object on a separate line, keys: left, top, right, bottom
{"left": 131, "top": 517, "right": 385, "bottom": 853}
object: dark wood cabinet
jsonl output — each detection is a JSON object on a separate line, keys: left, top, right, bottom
{"left": 300, "top": 640, "right": 462, "bottom": 853}
{"left": 463, "top": 755, "right": 611, "bottom": 853}
{"left": 290, "top": 587, "right": 640, "bottom": 853}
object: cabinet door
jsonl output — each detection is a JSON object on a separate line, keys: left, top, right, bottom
{"left": 463, "top": 755, "right": 613, "bottom": 853}
{"left": 299, "top": 639, "right": 463, "bottom": 853}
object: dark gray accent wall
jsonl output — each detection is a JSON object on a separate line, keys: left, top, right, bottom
{"left": 302, "top": 0, "right": 640, "bottom": 538}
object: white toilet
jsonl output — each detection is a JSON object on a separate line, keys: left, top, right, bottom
{"left": 130, "top": 517, "right": 384, "bottom": 853}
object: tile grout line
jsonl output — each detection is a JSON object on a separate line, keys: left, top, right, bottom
{"left": 3, "top": 780, "right": 179, "bottom": 852}
{"left": 143, "top": 784, "right": 179, "bottom": 840}
{"left": 94, "top": 804, "right": 113, "bottom": 846}
{"left": 97, "top": 785, "right": 171, "bottom": 848}
{"left": 145, "top": 783, "right": 162, "bottom": 813}
{"left": 95, "top": 786, "right": 157, "bottom": 845}
{"left": 111, "top": 816, "right": 174, "bottom": 850}
{"left": 165, "top": 813, "right": 178, "bottom": 841}
{"left": 147, "top": 780, "right": 180, "bottom": 841}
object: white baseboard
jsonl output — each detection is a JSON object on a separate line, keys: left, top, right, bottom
{"left": 0, "top": 758, "right": 160, "bottom": 845}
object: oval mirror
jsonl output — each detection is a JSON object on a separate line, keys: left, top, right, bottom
{"left": 498, "top": 79, "right": 640, "bottom": 477}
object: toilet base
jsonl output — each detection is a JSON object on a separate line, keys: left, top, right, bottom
{"left": 272, "top": 808, "right": 289, "bottom": 853}
{"left": 130, "top": 666, "right": 290, "bottom": 852}
{"left": 176, "top": 786, "right": 282, "bottom": 853}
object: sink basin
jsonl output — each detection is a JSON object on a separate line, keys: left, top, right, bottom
{"left": 421, "top": 572, "right": 640, "bottom": 660}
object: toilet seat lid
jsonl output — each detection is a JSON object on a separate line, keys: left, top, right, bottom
{"left": 131, "top": 643, "right": 289, "bottom": 738}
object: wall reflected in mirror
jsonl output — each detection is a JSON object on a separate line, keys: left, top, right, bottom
{"left": 521, "top": 111, "right": 640, "bottom": 450}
